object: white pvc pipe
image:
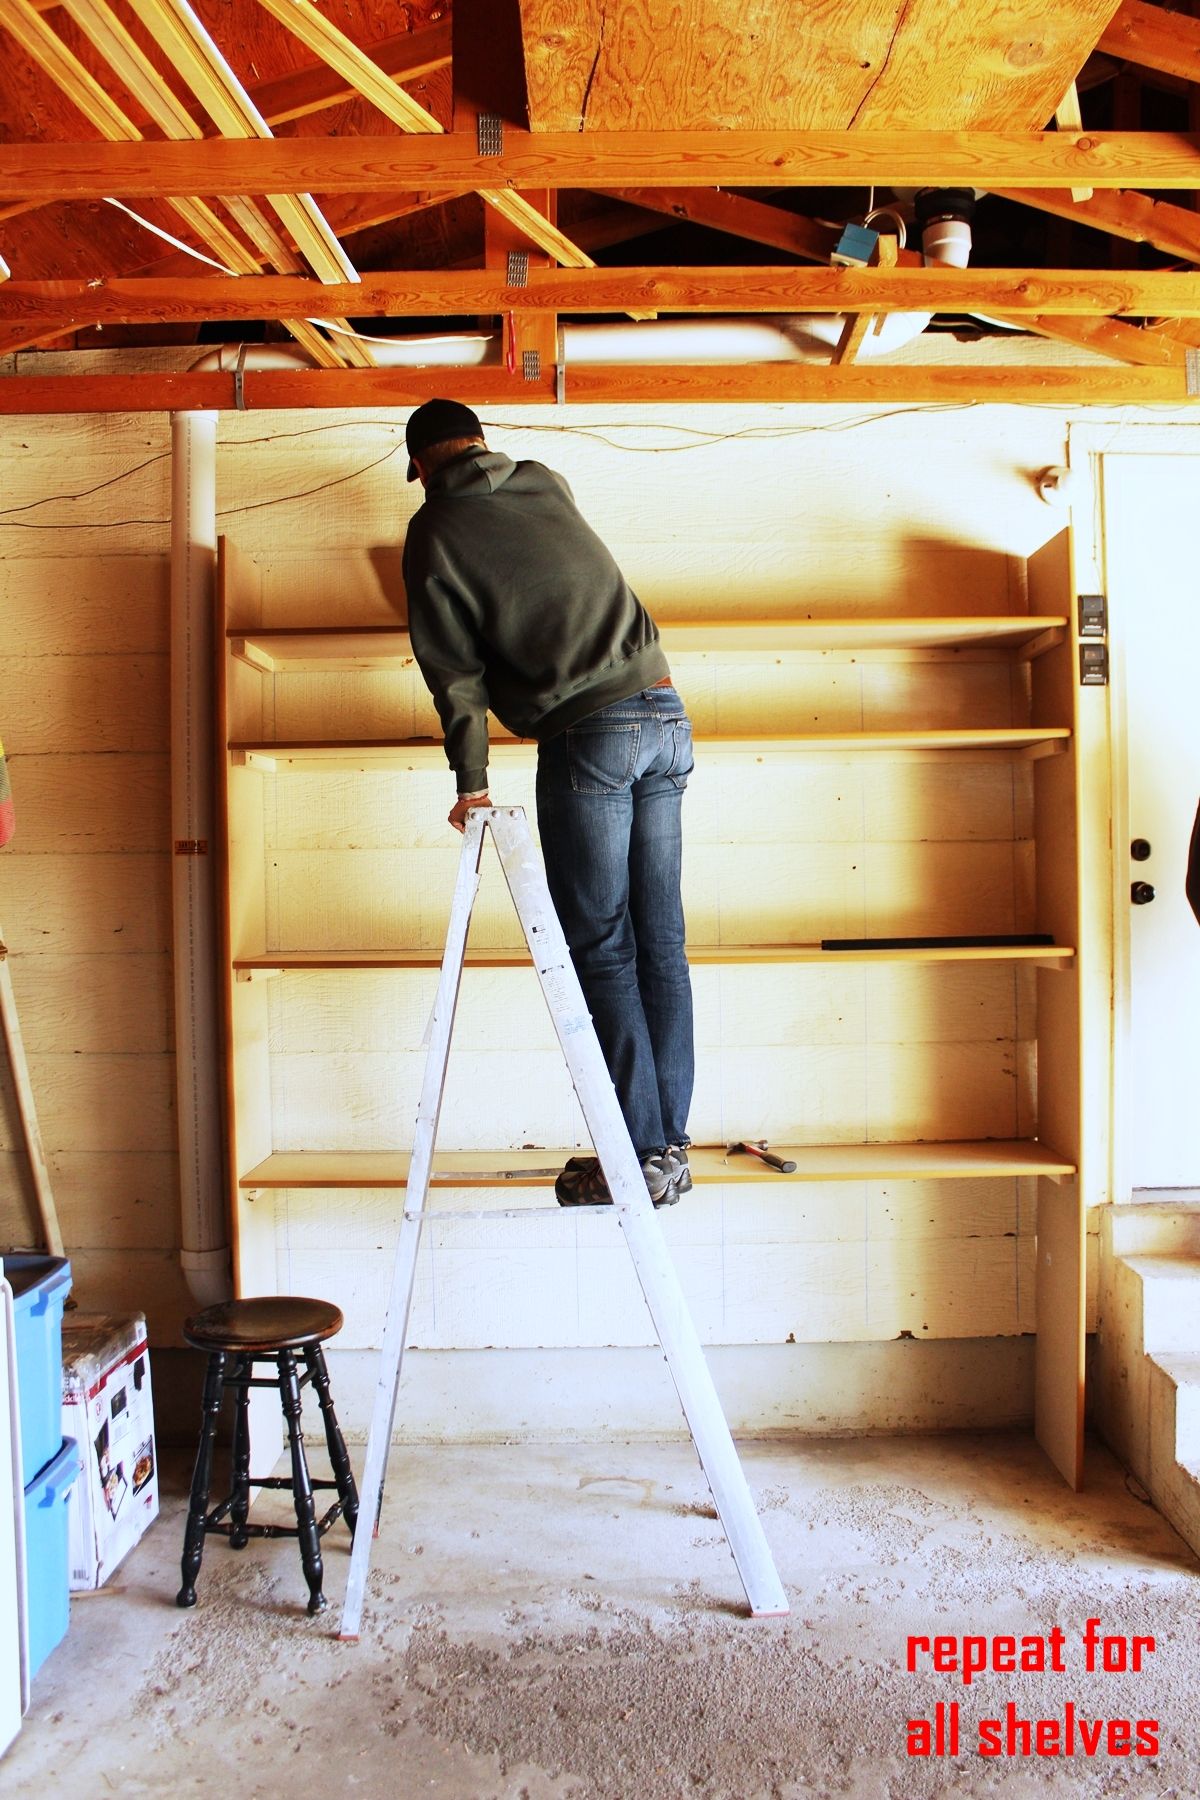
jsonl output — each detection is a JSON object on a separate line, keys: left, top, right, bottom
{"left": 170, "top": 410, "right": 231, "bottom": 1307}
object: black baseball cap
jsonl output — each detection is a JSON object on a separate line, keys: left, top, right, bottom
{"left": 405, "top": 398, "right": 485, "bottom": 481}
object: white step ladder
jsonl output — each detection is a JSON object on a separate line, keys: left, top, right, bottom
{"left": 339, "top": 807, "right": 788, "bottom": 1634}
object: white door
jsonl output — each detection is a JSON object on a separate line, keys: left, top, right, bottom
{"left": 1105, "top": 453, "right": 1200, "bottom": 1190}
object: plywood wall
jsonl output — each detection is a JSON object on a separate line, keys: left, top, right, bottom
{"left": 0, "top": 394, "right": 1107, "bottom": 1397}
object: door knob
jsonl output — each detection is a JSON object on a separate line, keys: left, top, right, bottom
{"left": 1131, "top": 881, "right": 1156, "bottom": 905}
{"left": 1131, "top": 839, "right": 1152, "bottom": 861}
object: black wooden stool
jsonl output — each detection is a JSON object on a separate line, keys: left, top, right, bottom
{"left": 176, "top": 1297, "right": 359, "bottom": 1616}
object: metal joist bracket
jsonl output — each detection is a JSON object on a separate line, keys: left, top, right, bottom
{"left": 506, "top": 249, "right": 529, "bottom": 288}
{"left": 522, "top": 349, "right": 541, "bottom": 382}
{"left": 477, "top": 114, "right": 503, "bottom": 156}
{"left": 1187, "top": 347, "right": 1200, "bottom": 399}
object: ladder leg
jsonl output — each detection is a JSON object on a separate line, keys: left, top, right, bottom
{"left": 490, "top": 808, "right": 789, "bottom": 1618}
{"left": 339, "top": 813, "right": 487, "bottom": 1638}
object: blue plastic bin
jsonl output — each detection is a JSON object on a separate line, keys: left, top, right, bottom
{"left": 1, "top": 1254, "right": 72, "bottom": 1479}
{"left": 23, "top": 1437, "right": 80, "bottom": 1678}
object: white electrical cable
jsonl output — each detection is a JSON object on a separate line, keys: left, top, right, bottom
{"left": 104, "top": 196, "right": 240, "bottom": 274}
{"left": 102, "top": 197, "right": 488, "bottom": 350}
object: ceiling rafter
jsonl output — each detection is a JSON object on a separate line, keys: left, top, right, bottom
{"left": 1098, "top": 0, "right": 1200, "bottom": 84}
{"left": 122, "top": 0, "right": 372, "bottom": 366}
{"left": 59, "top": 0, "right": 302, "bottom": 274}
{"left": 602, "top": 188, "right": 840, "bottom": 263}
{"left": 253, "top": 0, "right": 610, "bottom": 277}
{"left": 0, "top": 0, "right": 345, "bottom": 365}
{"left": 249, "top": 20, "right": 451, "bottom": 126}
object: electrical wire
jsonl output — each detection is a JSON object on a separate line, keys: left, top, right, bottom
{"left": 100, "top": 198, "right": 487, "bottom": 352}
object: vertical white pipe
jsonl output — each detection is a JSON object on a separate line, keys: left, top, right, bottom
{"left": 170, "top": 410, "right": 231, "bottom": 1306}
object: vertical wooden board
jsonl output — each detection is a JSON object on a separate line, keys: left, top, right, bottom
{"left": 224, "top": 764, "right": 268, "bottom": 960}
{"left": 1034, "top": 1173, "right": 1085, "bottom": 1489}
{"left": 1036, "top": 965, "right": 1080, "bottom": 1158}
{"left": 0, "top": 855, "right": 172, "bottom": 956}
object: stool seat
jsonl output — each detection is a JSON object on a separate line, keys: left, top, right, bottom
{"left": 176, "top": 1294, "right": 357, "bottom": 1616}
{"left": 183, "top": 1296, "right": 343, "bottom": 1354}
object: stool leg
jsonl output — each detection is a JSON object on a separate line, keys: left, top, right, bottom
{"left": 177, "top": 1350, "right": 226, "bottom": 1607}
{"left": 278, "top": 1349, "right": 326, "bottom": 1615}
{"left": 228, "top": 1353, "right": 253, "bottom": 1549}
{"left": 305, "top": 1344, "right": 359, "bottom": 1537}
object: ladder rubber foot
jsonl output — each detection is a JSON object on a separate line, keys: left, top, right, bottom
{"left": 750, "top": 1607, "right": 791, "bottom": 1618}
{"left": 337, "top": 1632, "right": 359, "bottom": 1642}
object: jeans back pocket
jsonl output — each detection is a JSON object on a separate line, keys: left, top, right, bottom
{"left": 567, "top": 722, "right": 640, "bottom": 794}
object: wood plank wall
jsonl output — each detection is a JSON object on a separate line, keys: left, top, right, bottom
{"left": 0, "top": 390, "right": 1104, "bottom": 1396}
{"left": 0, "top": 412, "right": 194, "bottom": 1336}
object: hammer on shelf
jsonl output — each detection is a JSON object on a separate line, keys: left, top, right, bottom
{"left": 726, "top": 1139, "right": 797, "bottom": 1174}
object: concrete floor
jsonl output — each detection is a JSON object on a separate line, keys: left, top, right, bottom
{"left": 5, "top": 1430, "right": 1200, "bottom": 1800}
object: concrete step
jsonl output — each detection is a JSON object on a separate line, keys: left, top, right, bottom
{"left": 1109, "top": 1202, "right": 1200, "bottom": 1258}
{"left": 1144, "top": 1352, "right": 1200, "bottom": 1554}
{"left": 1120, "top": 1255, "right": 1200, "bottom": 1355}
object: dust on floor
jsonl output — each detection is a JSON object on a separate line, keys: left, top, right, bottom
{"left": 5, "top": 1430, "right": 1198, "bottom": 1800}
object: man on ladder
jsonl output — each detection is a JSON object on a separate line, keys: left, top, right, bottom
{"left": 402, "top": 399, "right": 695, "bottom": 1211}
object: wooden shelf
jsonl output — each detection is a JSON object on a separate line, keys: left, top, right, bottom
{"left": 240, "top": 1140, "right": 1077, "bottom": 1191}
{"left": 231, "top": 727, "right": 1071, "bottom": 771}
{"left": 233, "top": 942, "right": 1075, "bottom": 975}
{"left": 229, "top": 615, "right": 1069, "bottom": 672}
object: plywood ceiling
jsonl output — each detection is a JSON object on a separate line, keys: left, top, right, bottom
{"left": 0, "top": 0, "right": 1198, "bottom": 406}
{"left": 517, "top": 0, "right": 1123, "bottom": 132}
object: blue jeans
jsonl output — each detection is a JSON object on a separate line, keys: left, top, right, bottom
{"left": 536, "top": 686, "right": 694, "bottom": 1158}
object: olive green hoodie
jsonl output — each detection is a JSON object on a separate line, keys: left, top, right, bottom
{"left": 402, "top": 448, "right": 669, "bottom": 792}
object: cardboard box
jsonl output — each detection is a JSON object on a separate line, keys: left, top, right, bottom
{"left": 61, "top": 1315, "right": 159, "bottom": 1591}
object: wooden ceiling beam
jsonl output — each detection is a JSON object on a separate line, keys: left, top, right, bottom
{"left": 2, "top": 131, "right": 1198, "bottom": 199}
{"left": 249, "top": 21, "right": 452, "bottom": 126}
{"left": 994, "top": 184, "right": 1200, "bottom": 263}
{"left": 8, "top": 266, "right": 1200, "bottom": 324}
{"left": 993, "top": 312, "right": 1191, "bottom": 366}
{"left": 254, "top": 0, "right": 601, "bottom": 278}
{"left": 0, "top": 361, "right": 1196, "bottom": 414}
{"left": 1099, "top": 0, "right": 1200, "bottom": 85}
{"left": 600, "top": 188, "right": 839, "bottom": 262}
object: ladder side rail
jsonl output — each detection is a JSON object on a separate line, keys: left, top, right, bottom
{"left": 339, "top": 816, "right": 487, "bottom": 1638}
{"left": 489, "top": 809, "right": 789, "bottom": 1618}
{"left": 0, "top": 921, "right": 63, "bottom": 1257}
